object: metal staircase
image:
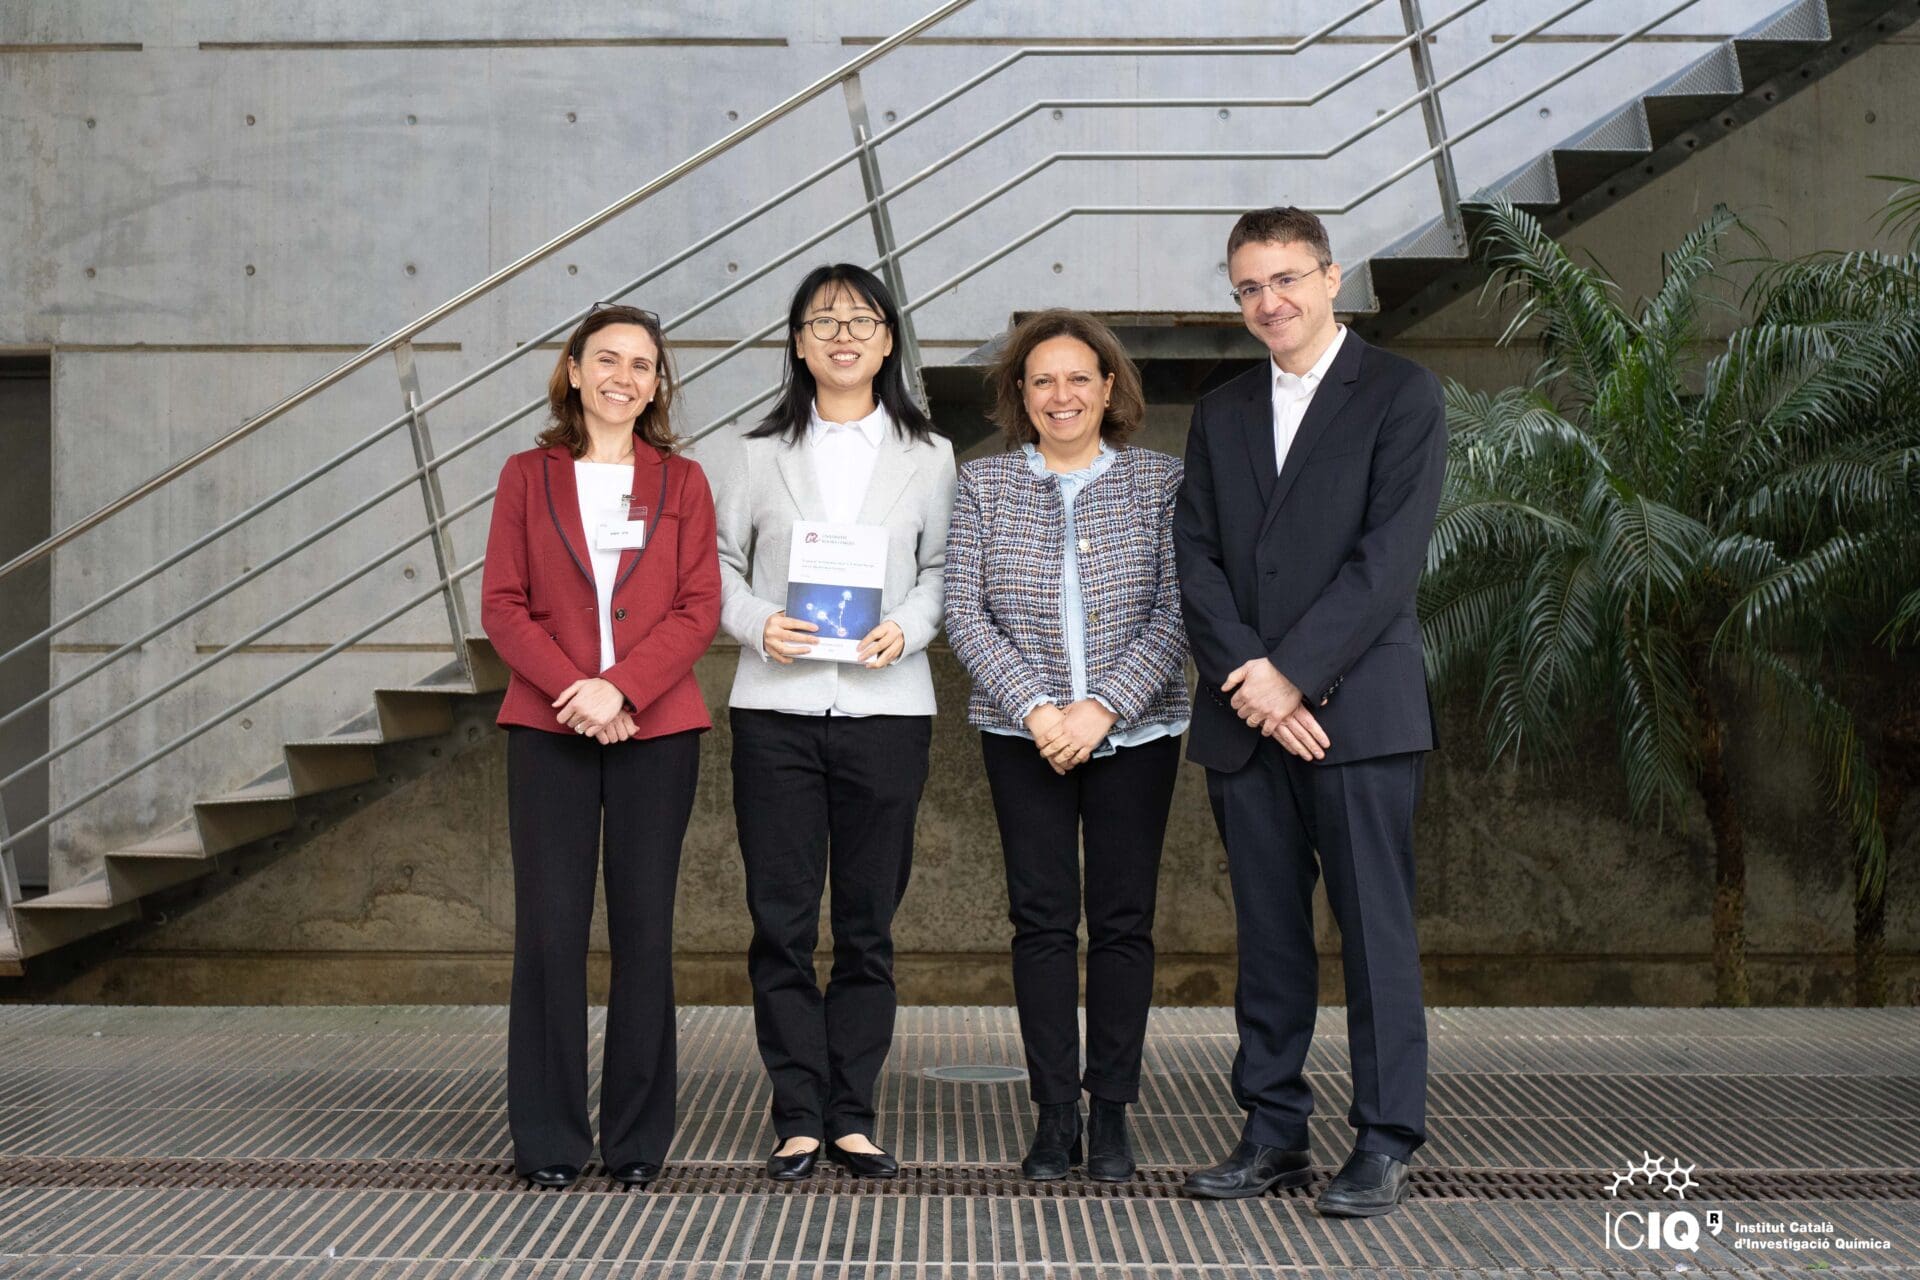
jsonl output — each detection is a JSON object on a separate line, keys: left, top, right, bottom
{"left": 2, "top": 0, "right": 1914, "bottom": 978}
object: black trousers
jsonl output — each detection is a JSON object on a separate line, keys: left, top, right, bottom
{"left": 730, "top": 709, "right": 931, "bottom": 1141}
{"left": 506, "top": 726, "right": 700, "bottom": 1175}
{"left": 980, "top": 732, "right": 1182, "bottom": 1105}
{"left": 1206, "top": 740, "right": 1427, "bottom": 1159}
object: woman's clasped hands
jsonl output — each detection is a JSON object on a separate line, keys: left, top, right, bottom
{"left": 1023, "top": 699, "right": 1117, "bottom": 775}
{"left": 551, "top": 677, "right": 637, "bottom": 745}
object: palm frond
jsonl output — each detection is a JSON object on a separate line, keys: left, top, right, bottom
{"left": 1469, "top": 199, "right": 1633, "bottom": 404}
{"left": 1713, "top": 528, "right": 1897, "bottom": 656}
{"left": 1426, "top": 491, "right": 1580, "bottom": 575}
{"left": 1419, "top": 571, "right": 1525, "bottom": 691}
{"left": 1444, "top": 381, "right": 1602, "bottom": 480}
{"left": 1640, "top": 204, "right": 1742, "bottom": 355}
{"left": 1613, "top": 625, "right": 1700, "bottom": 821}
{"left": 1883, "top": 586, "right": 1920, "bottom": 651}
{"left": 1588, "top": 479, "right": 1709, "bottom": 608}
{"left": 1870, "top": 173, "right": 1920, "bottom": 255}
{"left": 1736, "top": 647, "right": 1885, "bottom": 900}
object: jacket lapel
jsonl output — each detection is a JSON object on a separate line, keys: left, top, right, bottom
{"left": 613, "top": 446, "right": 665, "bottom": 589}
{"left": 1258, "top": 330, "right": 1365, "bottom": 541}
{"left": 854, "top": 435, "right": 915, "bottom": 525}
{"left": 774, "top": 436, "right": 826, "bottom": 522}
{"left": 1238, "top": 371, "right": 1279, "bottom": 509}
{"left": 541, "top": 447, "right": 594, "bottom": 586}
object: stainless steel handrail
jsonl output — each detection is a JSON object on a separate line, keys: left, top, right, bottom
{"left": 0, "top": 0, "right": 977, "bottom": 587}
{"left": 0, "top": 0, "right": 1409, "bottom": 693}
{"left": 682, "top": 0, "right": 1703, "bottom": 441}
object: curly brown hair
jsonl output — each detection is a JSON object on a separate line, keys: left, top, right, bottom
{"left": 537, "top": 305, "right": 677, "bottom": 456}
{"left": 986, "top": 309, "right": 1144, "bottom": 450}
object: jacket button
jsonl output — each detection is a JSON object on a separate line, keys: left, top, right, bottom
{"left": 614, "top": 608, "right": 627, "bottom": 621}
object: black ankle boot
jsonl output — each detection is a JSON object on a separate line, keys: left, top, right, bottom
{"left": 1085, "top": 1096, "right": 1135, "bottom": 1182}
{"left": 1022, "top": 1101, "right": 1082, "bottom": 1180}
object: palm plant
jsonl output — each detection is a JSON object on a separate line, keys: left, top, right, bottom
{"left": 1421, "top": 199, "right": 1920, "bottom": 1005}
{"left": 1732, "top": 175, "right": 1920, "bottom": 1004}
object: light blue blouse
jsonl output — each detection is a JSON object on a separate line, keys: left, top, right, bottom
{"left": 983, "top": 442, "right": 1185, "bottom": 756}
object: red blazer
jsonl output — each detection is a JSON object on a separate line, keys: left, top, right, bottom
{"left": 481, "top": 444, "right": 721, "bottom": 737}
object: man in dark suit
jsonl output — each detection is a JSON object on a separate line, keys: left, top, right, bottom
{"left": 1173, "top": 207, "right": 1446, "bottom": 1216}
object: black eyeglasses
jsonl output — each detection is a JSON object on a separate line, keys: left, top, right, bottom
{"left": 1229, "top": 265, "right": 1329, "bottom": 307}
{"left": 801, "top": 315, "right": 886, "bottom": 342}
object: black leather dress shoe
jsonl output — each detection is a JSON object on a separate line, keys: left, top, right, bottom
{"left": 610, "top": 1161, "right": 660, "bottom": 1188}
{"left": 825, "top": 1141, "right": 900, "bottom": 1178}
{"left": 525, "top": 1164, "right": 579, "bottom": 1189}
{"left": 766, "top": 1145, "right": 819, "bottom": 1181}
{"left": 1315, "top": 1150, "right": 1411, "bottom": 1217}
{"left": 1182, "top": 1140, "right": 1312, "bottom": 1199}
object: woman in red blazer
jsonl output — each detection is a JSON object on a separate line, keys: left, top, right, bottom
{"left": 481, "top": 304, "right": 720, "bottom": 1191}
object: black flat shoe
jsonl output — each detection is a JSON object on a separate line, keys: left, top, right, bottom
{"left": 825, "top": 1141, "right": 899, "bottom": 1178}
{"left": 766, "top": 1144, "right": 819, "bottom": 1181}
{"left": 1182, "top": 1140, "right": 1312, "bottom": 1199}
{"left": 1021, "top": 1101, "right": 1082, "bottom": 1181}
{"left": 524, "top": 1164, "right": 579, "bottom": 1190}
{"left": 611, "top": 1161, "right": 660, "bottom": 1188}
{"left": 1085, "top": 1097, "right": 1135, "bottom": 1183}
{"left": 1315, "top": 1150, "right": 1410, "bottom": 1217}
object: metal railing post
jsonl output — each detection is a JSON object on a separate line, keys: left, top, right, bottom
{"left": 1400, "top": 0, "right": 1467, "bottom": 252}
{"left": 843, "top": 72, "right": 929, "bottom": 410}
{"left": 0, "top": 800, "right": 21, "bottom": 961}
{"left": 394, "top": 342, "right": 475, "bottom": 685}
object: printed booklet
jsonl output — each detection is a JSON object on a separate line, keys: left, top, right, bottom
{"left": 785, "top": 521, "right": 887, "bottom": 662}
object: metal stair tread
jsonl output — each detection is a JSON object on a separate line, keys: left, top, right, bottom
{"left": 110, "top": 831, "right": 206, "bottom": 861}
{"left": 197, "top": 780, "right": 296, "bottom": 806}
{"left": 14, "top": 879, "right": 117, "bottom": 911}
{"left": 284, "top": 730, "right": 387, "bottom": 747}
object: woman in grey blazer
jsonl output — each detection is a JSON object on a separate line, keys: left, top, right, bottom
{"left": 704, "top": 263, "right": 955, "bottom": 1182}
{"left": 944, "top": 310, "right": 1187, "bottom": 1184}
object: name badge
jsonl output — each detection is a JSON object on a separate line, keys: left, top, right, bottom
{"left": 595, "top": 503, "right": 647, "bottom": 552}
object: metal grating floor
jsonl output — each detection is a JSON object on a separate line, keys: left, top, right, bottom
{"left": 0, "top": 1004, "right": 1916, "bottom": 1276}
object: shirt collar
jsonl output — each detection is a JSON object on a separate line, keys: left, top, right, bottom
{"left": 809, "top": 399, "right": 888, "bottom": 448}
{"left": 1273, "top": 323, "right": 1346, "bottom": 398}
{"left": 1021, "top": 438, "right": 1115, "bottom": 480}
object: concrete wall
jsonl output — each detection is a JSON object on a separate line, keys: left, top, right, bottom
{"left": 4, "top": 4, "right": 1917, "bottom": 1002}
{"left": 1, "top": 0, "right": 1806, "bottom": 883}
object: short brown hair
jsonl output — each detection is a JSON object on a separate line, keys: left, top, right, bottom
{"left": 1227, "top": 206, "right": 1333, "bottom": 267}
{"left": 987, "top": 309, "right": 1145, "bottom": 449}
{"left": 538, "top": 305, "right": 677, "bottom": 456}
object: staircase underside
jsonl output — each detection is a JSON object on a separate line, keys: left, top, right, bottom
{"left": 0, "top": 641, "right": 508, "bottom": 983}
{"left": 928, "top": 0, "right": 1920, "bottom": 454}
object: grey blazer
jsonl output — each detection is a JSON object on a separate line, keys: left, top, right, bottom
{"left": 697, "top": 421, "right": 956, "bottom": 715}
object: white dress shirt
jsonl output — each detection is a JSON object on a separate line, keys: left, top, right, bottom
{"left": 807, "top": 399, "right": 887, "bottom": 525}
{"left": 775, "top": 400, "right": 889, "bottom": 714}
{"left": 1272, "top": 324, "right": 1347, "bottom": 475}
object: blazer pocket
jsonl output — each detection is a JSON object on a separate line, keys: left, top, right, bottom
{"left": 529, "top": 610, "right": 553, "bottom": 621}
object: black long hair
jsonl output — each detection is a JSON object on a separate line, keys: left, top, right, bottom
{"left": 747, "top": 263, "right": 934, "bottom": 444}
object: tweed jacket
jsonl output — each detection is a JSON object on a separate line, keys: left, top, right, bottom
{"left": 945, "top": 445, "right": 1188, "bottom": 733}
{"left": 696, "top": 419, "right": 956, "bottom": 716}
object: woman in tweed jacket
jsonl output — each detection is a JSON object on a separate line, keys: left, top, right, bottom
{"left": 944, "top": 310, "right": 1188, "bottom": 1183}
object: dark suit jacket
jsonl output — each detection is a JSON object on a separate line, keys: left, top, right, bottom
{"left": 481, "top": 444, "right": 721, "bottom": 737}
{"left": 1174, "top": 330, "right": 1447, "bottom": 774}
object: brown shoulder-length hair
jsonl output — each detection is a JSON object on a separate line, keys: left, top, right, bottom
{"left": 537, "top": 305, "right": 677, "bottom": 456}
{"left": 987, "top": 309, "right": 1145, "bottom": 450}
